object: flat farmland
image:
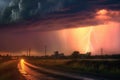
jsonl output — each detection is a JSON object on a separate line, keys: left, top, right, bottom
{"left": 27, "top": 58, "right": 120, "bottom": 79}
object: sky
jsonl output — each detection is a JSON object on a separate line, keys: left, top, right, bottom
{"left": 0, "top": 0, "right": 120, "bottom": 56}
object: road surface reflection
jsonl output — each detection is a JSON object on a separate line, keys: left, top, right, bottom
{"left": 20, "top": 59, "right": 26, "bottom": 74}
{"left": 18, "top": 59, "right": 99, "bottom": 80}
{"left": 18, "top": 59, "right": 57, "bottom": 80}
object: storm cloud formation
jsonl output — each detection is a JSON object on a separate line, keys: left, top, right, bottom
{"left": 0, "top": 0, "right": 82, "bottom": 23}
{"left": 0, "top": 0, "right": 120, "bottom": 30}
{"left": 0, "top": 0, "right": 120, "bottom": 55}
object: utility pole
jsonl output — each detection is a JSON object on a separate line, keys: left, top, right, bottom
{"left": 27, "top": 48, "right": 31, "bottom": 57}
{"left": 28, "top": 48, "right": 31, "bottom": 57}
{"left": 44, "top": 45, "right": 47, "bottom": 57}
{"left": 27, "top": 49, "right": 28, "bottom": 56}
{"left": 101, "top": 48, "right": 103, "bottom": 55}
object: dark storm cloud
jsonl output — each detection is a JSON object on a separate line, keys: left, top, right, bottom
{"left": 0, "top": 0, "right": 120, "bottom": 31}
{"left": 0, "top": 0, "right": 120, "bottom": 54}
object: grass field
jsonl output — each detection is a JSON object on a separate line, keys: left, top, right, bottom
{"left": 27, "top": 58, "right": 120, "bottom": 79}
{"left": 0, "top": 60, "right": 25, "bottom": 80}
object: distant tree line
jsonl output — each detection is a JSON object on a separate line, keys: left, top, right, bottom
{"left": 0, "top": 51, "right": 120, "bottom": 60}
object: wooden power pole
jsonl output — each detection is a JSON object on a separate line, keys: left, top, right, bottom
{"left": 44, "top": 45, "right": 47, "bottom": 57}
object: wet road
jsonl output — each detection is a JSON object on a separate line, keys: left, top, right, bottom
{"left": 18, "top": 59, "right": 58, "bottom": 80}
{"left": 17, "top": 59, "right": 102, "bottom": 80}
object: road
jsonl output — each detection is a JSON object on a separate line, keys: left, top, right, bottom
{"left": 18, "top": 59, "right": 105, "bottom": 80}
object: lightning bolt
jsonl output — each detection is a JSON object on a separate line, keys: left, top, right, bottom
{"left": 86, "top": 27, "right": 93, "bottom": 53}
{"left": 81, "top": 26, "right": 93, "bottom": 53}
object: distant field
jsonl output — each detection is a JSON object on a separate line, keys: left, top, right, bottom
{"left": 0, "top": 60, "right": 25, "bottom": 80}
{"left": 27, "top": 58, "right": 120, "bottom": 79}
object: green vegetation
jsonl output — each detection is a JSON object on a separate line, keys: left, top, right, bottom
{"left": 27, "top": 59, "right": 120, "bottom": 79}
{"left": 0, "top": 60, "right": 25, "bottom": 80}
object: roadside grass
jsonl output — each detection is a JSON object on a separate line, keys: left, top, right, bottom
{"left": 0, "top": 60, "right": 25, "bottom": 80}
{"left": 0, "top": 59, "right": 9, "bottom": 64}
{"left": 27, "top": 59, "right": 120, "bottom": 78}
